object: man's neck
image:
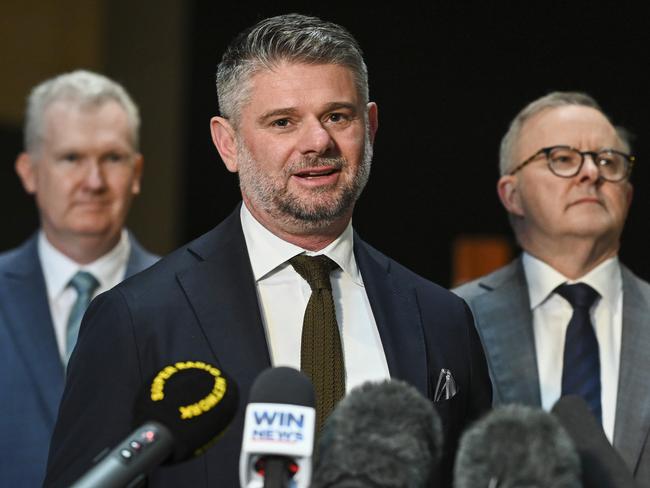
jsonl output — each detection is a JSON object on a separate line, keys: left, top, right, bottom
{"left": 243, "top": 200, "right": 352, "bottom": 252}
{"left": 520, "top": 234, "right": 618, "bottom": 280}
{"left": 43, "top": 231, "right": 121, "bottom": 265}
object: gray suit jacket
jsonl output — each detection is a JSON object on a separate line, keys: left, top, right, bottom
{"left": 0, "top": 232, "right": 158, "bottom": 488}
{"left": 454, "top": 257, "right": 650, "bottom": 486}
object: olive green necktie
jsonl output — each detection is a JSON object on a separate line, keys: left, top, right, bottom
{"left": 289, "top": 254, "right": 345, "bottom": 432}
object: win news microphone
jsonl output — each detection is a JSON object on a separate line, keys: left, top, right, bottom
{"left": 552, "top": 395, "right": 640, "bottom": 488}
{"left": 240, "top": 367, "right": 316, "bottom": 488}
{"left": 70, "top": 360, "right": 238, "bottom": 488}
{"left": 454, "top": 404, "right": 581, "bottom": 488}
{"left": 311, "top": 379, "right": 443, "bottom": 488}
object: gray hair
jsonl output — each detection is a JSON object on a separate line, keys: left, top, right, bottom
{"left": 216, "top": 13, "right": 369, "bottom": 125}
{"left": 454, "top": 404, "right": 582, "bottom": 488}
{"left": 24, "top": 69, "right": 141, "bottom": 153}
{"left": 499, "top": 91, "right": 631, "bottom": 175}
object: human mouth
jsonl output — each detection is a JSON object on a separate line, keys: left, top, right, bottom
{"left": 567, "top": 196, "right": 603, "bottom": 208}
{"left": 292, "top": 166, "right": 340, "bottom": 179}
{"left": 74, "top": 200, "right": 109, "bottom": 209}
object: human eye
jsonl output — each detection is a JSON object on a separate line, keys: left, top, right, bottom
{"left": 325, "top": 111, "right": 352, "bottom": 127}
{"left": 596, "top": 151, "right": 618, "bottom": 167}
{"left": 105, "top": 152, "right": 127, "bottom": 163}
{"left": 549, "top": 147, "right": 578, "bottom": 166}
{"left": 60, "top": 152, "right": 81, "bottom": 163}
{"left": 270, "top": 118, "right": 292, "bottom": 129}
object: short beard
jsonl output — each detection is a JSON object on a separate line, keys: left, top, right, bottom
{"left": 236, "top": 133, "right": 372, "bottom": 233}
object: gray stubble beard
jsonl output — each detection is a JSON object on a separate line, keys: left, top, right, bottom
{"left": 236, "top": 131, "right": 373, "bottom": 233}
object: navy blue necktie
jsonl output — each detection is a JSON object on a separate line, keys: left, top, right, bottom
{"left": 556, "top": 283, "right": 602, "bottom": 423}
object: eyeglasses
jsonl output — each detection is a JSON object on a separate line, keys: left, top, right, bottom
{"left": 509, "top": 145, "right": 635, "bottom": 182}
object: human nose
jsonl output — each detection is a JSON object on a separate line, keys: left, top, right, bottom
{"left": 83, "top": 159, "right": 107, "bottom": 190}
{"left": 578, "top": 152, "right": 600, "bottom": 182}
{"left": 296, "top": 118, "right": 334, "bottom": 155}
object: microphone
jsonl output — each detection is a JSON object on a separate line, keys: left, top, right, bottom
{"left": 239, "top": 366, "right": 316, "bottom": 488}
{"left": 70, "top": 360, "right": 238, "bottom": 488}
{"left": 454, "top": 404, "right": 581, "bottom": 488}
{"left": 311, "top": 379, "right": 443, "bottom": 488}
{"left": 552, "top": 395, "right": 640, "bottom": 488}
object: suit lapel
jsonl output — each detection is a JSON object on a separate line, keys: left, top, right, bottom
{"left": 354, "top": 236, "right": 428, "bottom": 396}
{"left": 472, "top": 259, "right": 541, "bottom": 406}
{"left": 613, "top": 266, "right": 650, "bottom": 475}
{"left": 176, "top": 211, "right": 271, "bottom": 402}
{"left": 1, "top": 236, "right": 64, "bottom": 423}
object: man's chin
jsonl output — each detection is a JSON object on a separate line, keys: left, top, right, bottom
{"left": 278, "top": 195, "right": 352, "bottom": 224}
{"left": 67, "top": 222, "right": 119, "bottom": 240}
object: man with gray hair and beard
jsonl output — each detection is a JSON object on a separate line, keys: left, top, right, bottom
{"left": 46, "top": 13, "right": 491, "bottom": 488}
{"left": 455, "top": 91, "right": 650, "bottom": 486}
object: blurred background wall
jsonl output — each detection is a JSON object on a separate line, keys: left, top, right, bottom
{"left": 1, "top": 1, "right": 648, "bottom": 287}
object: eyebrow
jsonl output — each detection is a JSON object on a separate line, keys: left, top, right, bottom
{"left": 257, "top": 102, "right": 360, "bottom": 125}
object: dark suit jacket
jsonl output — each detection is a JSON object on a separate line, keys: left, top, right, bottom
{"left": 0, "top": 233, "right": 158, "bottom": 488}
{"left": 45, "top": 208, "right": 491, "bottom": 487}
{"left": 454, "top": 257, "right": 650, "bottom": 487}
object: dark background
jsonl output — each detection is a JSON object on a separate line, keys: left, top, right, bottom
{"left": 3, "top": 1, "right": 649, "bottom": 286}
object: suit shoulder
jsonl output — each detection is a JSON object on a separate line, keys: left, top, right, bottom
{"left": 0, "top": 246, "right": 21, "bottom": 268}
{"left": 0, "top": 237, "right": 36, "bottom": 271}
{"left": 453, "top": 260, "right": 520, "bottom": 301}
{"left": 359, "top": 239, "right": 464, "bottom": 304}
{"left": 115, "top": 235, "right": 202, "bottom": 300}
{"left": 621, "top": 264, "right": 650, "bottom": 297}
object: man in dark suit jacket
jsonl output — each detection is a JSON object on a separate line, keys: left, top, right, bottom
{"left": 45, "top": 15, "right": 491, "bottom": 487}
{"left": 455, "top": 92, "right": 649, "bottom": 486}
{"left": 0, "top": 70, "right": 158, "bottom": 487}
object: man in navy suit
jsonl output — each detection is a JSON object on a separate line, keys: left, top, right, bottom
{"left": 45, "top": 15, "right": 491, "bottom": 487}
{"left": 0, "top": 70, "right": 158, "bottom": 487}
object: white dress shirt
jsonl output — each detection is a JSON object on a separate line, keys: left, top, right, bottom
{"left": 38, "top": 230, "right": 131, "bottom": 362}
{"left": 240, "top": 204, "right": 390, "bottom": 392}
{"left": 523, "top": 252, "right": 622, "bottom": 442}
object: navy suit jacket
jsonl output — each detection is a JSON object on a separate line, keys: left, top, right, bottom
{"left": 0, "top": 233, "right": 158, "bottom": 488}
{"left": 45, "top": 208, "right": 491, "bottom": 487}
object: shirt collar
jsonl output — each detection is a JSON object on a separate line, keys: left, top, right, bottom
{"left": 240, "top": 203, "right": 361, "bottom": 284}
{"left": 38, "top": 229, "right": 131, "bottom": 299}
{"left": 522, "top": 252, "right": 621, "bottom": 309}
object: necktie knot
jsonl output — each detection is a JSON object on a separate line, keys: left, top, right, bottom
{"left": 69, "top": 271, "right": 100, "bottom": 297}
{"left": 556, "top": 283, "right": 599, "bottom": 310}
{"left": 289, "top": 254, "right": 337, "bottom": 291}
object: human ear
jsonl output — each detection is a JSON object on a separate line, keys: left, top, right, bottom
{"left": 15, "top": 153, "right": 37, "bottom": 194}
{"left": 131, "top": 153, "right": 144, "bottom": 195}
{"left": 210, "top": 117, "right": 239, "bottom": 173}
{"left": 366, "top": 102, "right": 378, "bottom": 144}
{"left": 497, "top": 175, "right": 524, "bottom": 217}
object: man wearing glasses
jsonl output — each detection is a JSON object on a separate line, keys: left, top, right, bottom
{"left": 455, "top": 91, "right": 649, "bottom": 486}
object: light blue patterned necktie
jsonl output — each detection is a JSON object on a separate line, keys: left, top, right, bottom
{"left": 65, "top": 271, "right": 99, "bottom": 365}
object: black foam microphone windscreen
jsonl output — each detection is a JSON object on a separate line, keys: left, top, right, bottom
{"left": 454, "top": 404, "right": 581, "bottom": 488}
{"left": 70, "top": 360, "right": 238, "bottom": 488}
{"left": 552, "top": 395, "right": 640, "bottom": 488}
{"left": 311, "top": 379, "right": 443, "bottom": 488}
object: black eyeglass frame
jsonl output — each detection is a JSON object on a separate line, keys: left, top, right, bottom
{"left": 509, "top": 145, "right": 635, "bottom": 182}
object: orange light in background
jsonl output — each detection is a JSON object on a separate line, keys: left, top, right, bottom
{"left": 452, "top": 235, "right": 514, "bottom": 287}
